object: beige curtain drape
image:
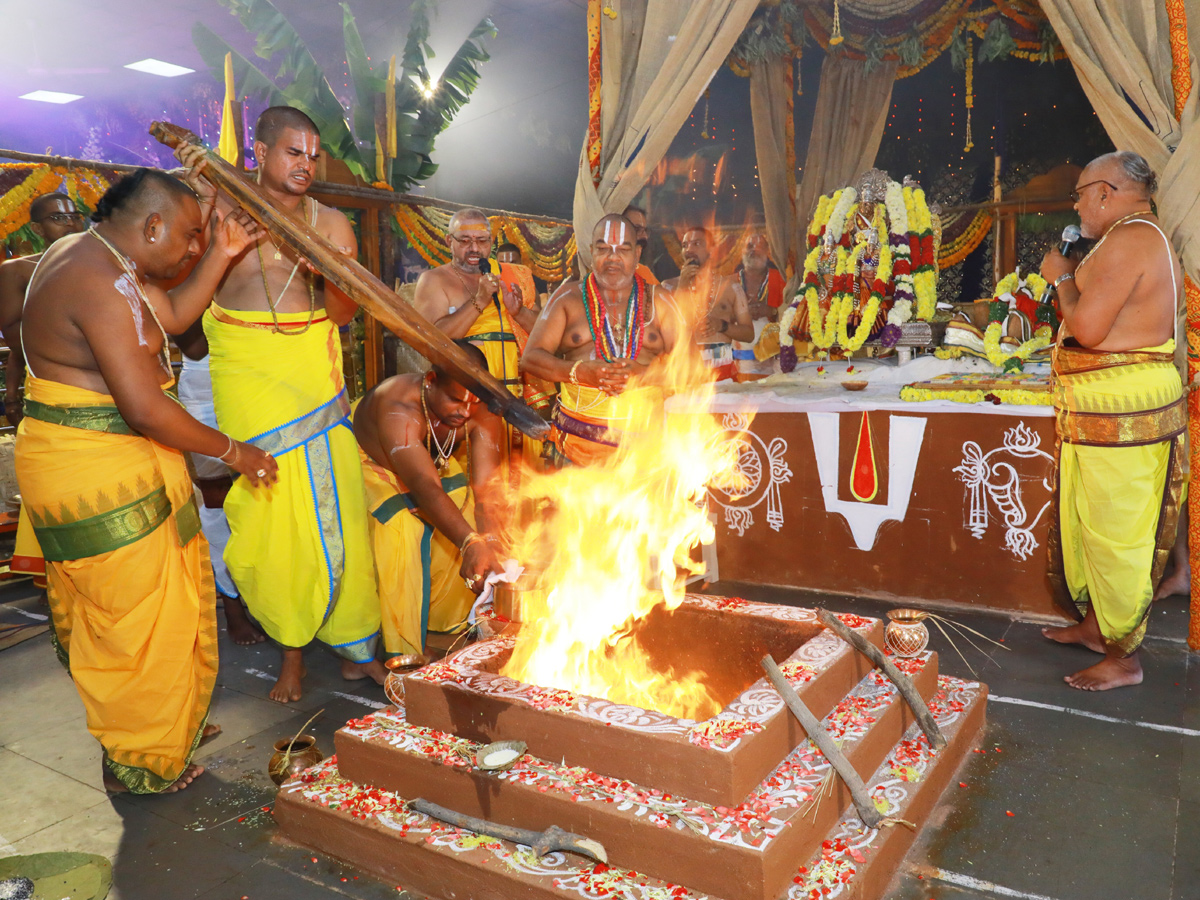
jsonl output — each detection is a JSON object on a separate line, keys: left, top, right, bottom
{"left": 794, "top": 54, "right": 898, "bottom": 229}
{"left": 573, "top": 0, "right": 760, "bottom": 266}
{"left": 750, "top": 54, "right": 797, "bottom": 277}
{"left": 1038, "top": 0, "right": 1199, "bottom": 300}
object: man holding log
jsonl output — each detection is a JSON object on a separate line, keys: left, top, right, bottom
{"left": 17, "top": 168, "right": 276, "bottom": 793}
{"left": 176, "top": 106, "right": 385, "bottom": 703}
{"left": 353, "top": 339, "right": 505, "bottom": 657}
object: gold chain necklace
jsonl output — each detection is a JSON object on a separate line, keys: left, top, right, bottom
{"left": 89, "top": 228, "right": 172, "bottom": 375}
{"left": 258, "top": 196, "right": 317, "bottom": 335}
{"left": 420, "top": 382, "right": 457, "bottom": 472}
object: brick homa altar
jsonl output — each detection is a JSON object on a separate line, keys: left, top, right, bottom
{"left": 274, "top": 595, "right": 988, "bottom": 900}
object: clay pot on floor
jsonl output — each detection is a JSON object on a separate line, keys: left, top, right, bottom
{"left": 885, "top": 608, "right": 930, "bottom": 658}
{"left": 268, "top": 734, "right": 323, "bottom": 785}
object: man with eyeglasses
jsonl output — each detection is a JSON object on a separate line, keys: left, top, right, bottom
{"left": 0, "top": 193, "right": 87, "bottom": 427}
{"left": 414, "top": 208, "right": 545, "bottom": 479}
{"left": 1039, "top": 150, "right": 1185, "bottom": 692}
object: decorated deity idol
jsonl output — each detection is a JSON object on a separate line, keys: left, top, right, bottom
{"left": 778, "top": 170, "right": 939, "bottom": 364}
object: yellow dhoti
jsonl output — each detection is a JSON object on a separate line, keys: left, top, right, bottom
{"left": 1049, "top": 338, "right": 1186, "bottom": 655}
{"left": 549, "top": 382, "right": 664, "bottom": 467}
{"left": 15, "top": 377, "right": 217, "bottom": 792}
{"left": 359, "top": 451, "right": 475, "bottom": 656}
{"left": 204, "top": 306, "right": 379, "bottom": 659}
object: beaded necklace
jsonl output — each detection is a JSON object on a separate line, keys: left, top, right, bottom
{"left": 89, "top": 228, "right": 172, "bottom": 375}
{"left": 582, "top": 272, "right": 645, "bottom": 362}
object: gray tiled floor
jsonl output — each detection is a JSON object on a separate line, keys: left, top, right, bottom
{"left": 1, "top": 580, "right": 1196, "bottom": 900}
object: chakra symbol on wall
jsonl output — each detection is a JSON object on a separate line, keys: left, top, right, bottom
{"left": 707, "top": 413, "right": 793, "bottom": 536}
{"left": 954, "top": 422, "right": 1053, "bottom": 560}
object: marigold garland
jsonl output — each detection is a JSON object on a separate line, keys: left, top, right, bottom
{"left": 900, "top": 384, "right": 1051, "bottom": 406}
{"left": 0, "top": 163, "right": 111, "bottom": 243}
{"left": 938, "top": 209, "right": 992, "bottom": 269}
{"left": 983, "top": 323, "right": 1052, "bottom": 372}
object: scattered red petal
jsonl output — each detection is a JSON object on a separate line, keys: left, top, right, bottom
{"left": 959, "top": 782, "right": 968, "bottom": 788}
{"left": 1006, "top": 810, "right": 1015, "bottom": 816}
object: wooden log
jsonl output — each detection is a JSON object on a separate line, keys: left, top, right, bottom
{"left": 149, "top": 121, "right": 548, "bottom": 441}
{"left": 816, "top": 609, "right": 947, "bottom": 751}
{"left": 0, "top": 148, "right": 141, "bottom": 174}
{"left": 760, "top": 655, "right": 883, "bottom": 830}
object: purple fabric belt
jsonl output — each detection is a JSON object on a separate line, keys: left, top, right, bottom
{"left": 553, "top": 407, "right": 621, "bottom": 447}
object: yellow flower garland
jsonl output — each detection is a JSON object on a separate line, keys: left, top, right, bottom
{"left": 994, "top": 270, "right": 1048, "bottom": 301}
{"left": 983, "top": 323, "right": 1053, "bottom": 371}
{"left": 900, "top": 385, "right": 1051, "bottom": 406}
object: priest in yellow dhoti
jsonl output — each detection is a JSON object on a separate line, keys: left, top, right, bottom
{"left": 204, "top": 305, "right": 382, "bottom": 681}
{"left": 1040, "top": 151, "right": 1185, "bottom": 692}
{"left": 353, "top": 340, "right": 506, "bottom": 655}
{"left": 521, "top": 213, "right": 685, "bottom": 467}
{"left": 180, "top": 105, "right": 386, "bottom": 703}
{"left": 17, "top": 166, "right": 275, "bottom": 792}
{"left": 414, "top": 208, "right": 553, "bottom": 483}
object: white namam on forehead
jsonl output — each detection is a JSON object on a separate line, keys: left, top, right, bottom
{"left": 601, "top": 218, "right": 628, "bottom": 248}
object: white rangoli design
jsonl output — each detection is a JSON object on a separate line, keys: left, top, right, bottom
{"left": 707, "top": 412, "right": 793, "bottom": 536}
{"left": 954, "top": 421, "right": 1054, "bottom": 560}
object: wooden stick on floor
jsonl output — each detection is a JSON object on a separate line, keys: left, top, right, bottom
{"left": 816, "top": 608, "right": 946, "bottom": 751}
{"left": 760, "top": 654, "right": 883, "bottom": 830}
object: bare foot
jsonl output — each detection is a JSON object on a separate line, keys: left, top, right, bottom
{"left": 1065, "top": 653, "right": 1143, "bottom": 691}
{"left": 102, "top": 761, "right": 205, "bottom": 793}
{"left": 270, "top": 649, "right": 305, "bottom": 704}
{"left": 341, "top": 657, "right": 387, "bottom": 686}
{"left": 199, "top": 723, "right": 222, "bottom": 746}
{"left": 1154, "top": 563, "right": 1191, "bottom": 600}
{"left": 163, "top": 763, "right": 206, "bottom": 793}
{"left": 1041, "top": 621, "right": 1105, "bottom": 653}
{"left": 223, "top": 596, "right": 267, "bottom": 646}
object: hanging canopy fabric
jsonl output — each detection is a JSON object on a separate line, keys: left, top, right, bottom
{"left": 573, "top": 0, "right": 759, "bottom": 267}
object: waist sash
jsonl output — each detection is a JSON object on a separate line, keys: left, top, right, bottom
{"left": 1053, "top": 343, "right": 1184, "bottom": 447}
{"left": 24, "top": 398, "right": 201, "bottom": 560}
{"left": 246, "top": 388, "right": 351, "bottom": 456}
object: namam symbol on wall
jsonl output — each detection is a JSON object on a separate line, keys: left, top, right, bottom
{"left": 708, "top": 412, "right": 793, "bottom": 536}
{"left": 954, "top": 421, "right": 1054, "bottom": 560}
{"left": 807, "top": 412, "right": 928, "bottom": 551}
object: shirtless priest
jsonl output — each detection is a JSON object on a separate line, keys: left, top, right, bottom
{"left": 521, "top": 213, "right": 685, "bottom": 466}
{"left": 662, "top": 226, "right": 752, "bottom": 381}
{"left": 1040, "top": 150, "right": 1185, "bottom": 691}
{"left": 17, "top": 169, "right": 276, "bottom": 792}
{"left": 353, "top": 340, "right": 506, "bottom": 657}
{"left": 176, "top": 105, "right": 385, "bottom": 703}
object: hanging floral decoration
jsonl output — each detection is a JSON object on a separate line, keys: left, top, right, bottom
{"left": 0, "top": 163, "right": 112, "bottom": 244}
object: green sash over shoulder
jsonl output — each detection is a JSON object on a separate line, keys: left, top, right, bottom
{"left": 23, "top": 399, "right": 201, "bottom": 561}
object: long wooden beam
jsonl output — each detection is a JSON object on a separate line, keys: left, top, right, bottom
{"left": 150, "top": 121, "right": 548, "bottom": 441}
{"left": 0, "top": 147, "right": 142, "bottom": 174}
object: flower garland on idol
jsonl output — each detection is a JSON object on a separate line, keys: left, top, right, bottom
{"left": 903, "top": 185, "right": 938, "bottom": 321}
{"left": 981, "top": 269, "right": 1053, "bottom": 372}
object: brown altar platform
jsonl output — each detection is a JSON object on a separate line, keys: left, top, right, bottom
{"left": 274, "top": 599, "right": 988, "bottom": 900}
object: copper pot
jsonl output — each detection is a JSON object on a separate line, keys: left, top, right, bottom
{"left": 383, "top": 654, "right": 429, "bottom": 705}
{"left": 493, "top": 575, "right": 546, "bottom": 623}
{"left": 884, "top": 608, "right": 930, "bottom": 658}
{"left": 268, "top": 734, "right": 323, "bottom": 785}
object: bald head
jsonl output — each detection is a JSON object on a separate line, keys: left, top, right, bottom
{"left": 448, "top": 208, "right": 488, "bottom": 235}
{"left": 1086, "top": 151, "right": 1158, "bottom": 198}
{"left": 30, "top": 192, "right": 74, "bottom": 222}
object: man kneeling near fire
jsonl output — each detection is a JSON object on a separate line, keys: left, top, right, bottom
{"left": 353, "top": 340, "right": 505, "bottom": 657}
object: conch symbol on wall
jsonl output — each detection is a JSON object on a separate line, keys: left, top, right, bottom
{"left": 708, "top": 412, "right": 792, "bottom": 536}
{"left": 954, "top": 422, "right": 1053, "bottom": 560}
{"left": 806, "top": 411, "right": 928, "bottom": 551}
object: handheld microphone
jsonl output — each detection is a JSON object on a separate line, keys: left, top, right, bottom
{"left": 477, "top": 258, "right": 492, "bottom": 275}
{"left": 1059, "top": 224, "right": 1081, "bottom": 257}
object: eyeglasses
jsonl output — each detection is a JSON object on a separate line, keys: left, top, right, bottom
{"left": 449, "top": 234, "right": 491, "bottom": 248}
{"left": 1069, "top": 180, "right": 1118, "bottom": 202}
{"left": 37, "top": 212, "right": 84, "bottom": 225}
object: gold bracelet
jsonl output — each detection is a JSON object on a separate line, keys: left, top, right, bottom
{"left": 459, "top": 531, "right": 485, "bottom": 554}
{"left": 568, "top": 360, "right": 582, "bottom": 385}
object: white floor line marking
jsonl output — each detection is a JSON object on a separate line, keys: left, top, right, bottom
{"left": 989, "top": 694, "right": 1200, "bottom": 737}
{"left": 244, "top": 667, "right": 275, "bottom": 682}
{"left": 11, "top": 607, "right": 48, "bottom": 621}
{"left": 921, "top": 867, "right": 1061, "bottom": 900}
{"left": 331, "top": 691, "right": 386, "bottom": 709}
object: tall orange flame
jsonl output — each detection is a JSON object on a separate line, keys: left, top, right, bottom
{"left": 501, "top": 329, "right": 747, "bottom": 721}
